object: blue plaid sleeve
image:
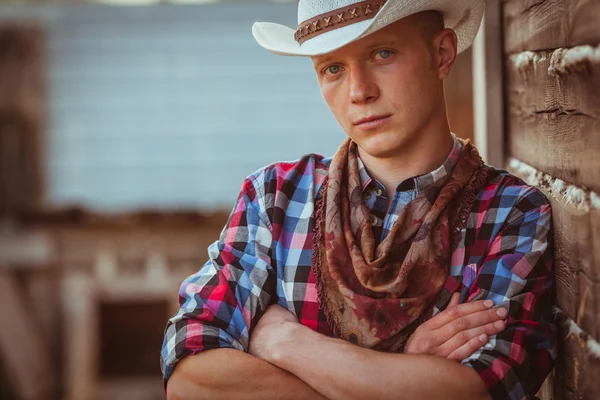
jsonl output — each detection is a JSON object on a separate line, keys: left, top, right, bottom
{"left": 461, "top": 184, "right": 556, "bottom": 400}
{"left": 160, "top": 175, "right": 275, "bottom": 385}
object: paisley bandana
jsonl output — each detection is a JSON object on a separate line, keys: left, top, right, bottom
{"left": 312, "top": 137, "right": 487, "bottom": 351}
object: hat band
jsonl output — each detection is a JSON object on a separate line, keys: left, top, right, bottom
{"left": 294, "top": 0, "right": 387, "bottom": 45}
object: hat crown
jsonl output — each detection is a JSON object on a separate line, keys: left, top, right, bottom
{"left": 298, "top": 0, "right": 362, "bottom": 24}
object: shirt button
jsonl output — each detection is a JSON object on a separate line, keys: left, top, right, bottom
{"left": 374, "top": 187, "right": 383, "bottom": 197}
{"left": 364, "top": 191, "right": 372, "bottom": 200}
{"left": 370, "top": 215, "right": 378, "bottom": 226}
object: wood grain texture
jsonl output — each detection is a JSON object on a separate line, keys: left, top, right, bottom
{"left": 504, "top": 0, "right": 600, "bottom": 53}
{"left": 554, "top": 310, "right": 600, "bottom": 400}
{"left": 506, "top": 47, "right": 600, "bottom": 192}
{"left": 507, "top": 158, "right": 599, "bottom": 342}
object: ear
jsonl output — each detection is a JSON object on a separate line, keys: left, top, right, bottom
{"left": 434, "top": 28, "right": 458, "bottom": 80}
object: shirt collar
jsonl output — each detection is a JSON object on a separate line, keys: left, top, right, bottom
{"left": 358, "top": 134, "right": 463, "bottom": 193}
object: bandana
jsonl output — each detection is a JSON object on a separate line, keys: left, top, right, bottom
{"left": 312, "top": 137, "right": 488, "bottom": 351}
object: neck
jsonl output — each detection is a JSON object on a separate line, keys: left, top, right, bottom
{"left": 357, "top": 124, "right": 454, "bottom": 198}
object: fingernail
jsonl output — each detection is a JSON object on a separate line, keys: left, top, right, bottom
{"left": 484, "top": 300, "right": 494, "bottom": 308}
{"left": 496, "top": 308, "right": 508, "bottom": 317}
{"left": 494, "top": 320, "right": 505, "bottom": 329}
{"left": 479, "top": 334, "right": 487, "bottom": 342}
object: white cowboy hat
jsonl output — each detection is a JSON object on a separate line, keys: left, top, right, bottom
{"left": 252, "top": 0, "right": 484, "bottom": 57}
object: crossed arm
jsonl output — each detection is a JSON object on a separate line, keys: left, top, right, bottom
{"left": 166, "top": 293, "right": 507, "bottom": 400}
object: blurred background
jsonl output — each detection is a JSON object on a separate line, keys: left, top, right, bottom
{"left": 0, "top": 1, "right": 474, "bottom": 399}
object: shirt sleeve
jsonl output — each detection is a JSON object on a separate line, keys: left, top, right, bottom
{"left": 461, "top": 187, "right": 557, "bottom": 400}
{"left": 160, "top": 176, "right": 275, "bottom": 385}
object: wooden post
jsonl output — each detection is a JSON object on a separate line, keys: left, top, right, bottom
{"left": 472, "top": 0, "right": 504, "bottom": 167}
{"left": 0, "top": 23, "right": 45, "bottom": 218}
{"left": 0, "top": 270, "right": 54, "bottom": 400}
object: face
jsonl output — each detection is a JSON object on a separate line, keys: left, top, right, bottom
{"left": 311, "top": 15, "right": 457, "bottom": 159}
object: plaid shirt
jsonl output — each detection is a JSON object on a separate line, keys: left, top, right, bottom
{"left": 161, "top": 137, "right": 556, "bottom": 400}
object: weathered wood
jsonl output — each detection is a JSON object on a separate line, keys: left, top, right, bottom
{"left": 506, "top": 46, "right": 600, "bottom": 192}
{"left": 503, "top": 0, "right": 600, "bottom": 53}
{"left": 0, "top": 23, "right": 44, "bottom": 217}
{"left": 507, "top": 158, "right": 599, "bottom": 342}
{"left": 0, "top": 270, "right": 54, "bottom": 400}
{"left": 62, "top": 273, "right": 98, "bottom": 400}
{"left": 536, "top": 371, "right": 555, "bottom": 400}
{"left": 554, "top": 310, "right": 600, "bottom": 400}
{"left": 592, "top": 194, "right": 600, "bottom": 339}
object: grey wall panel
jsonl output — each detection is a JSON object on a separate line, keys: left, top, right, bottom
{"left": 0, "top": 3, "right": 344, "bottom": 211}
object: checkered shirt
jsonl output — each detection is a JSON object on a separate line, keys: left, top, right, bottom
{"left": 161, "top": 137, "right": 556, "bottom": 400}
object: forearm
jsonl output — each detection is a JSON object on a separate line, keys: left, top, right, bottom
{"left": 166, "top": 348, "right": 328, "bottom": 400}
{"left": 271, "top": 325, "right": 491, "bottom": 400}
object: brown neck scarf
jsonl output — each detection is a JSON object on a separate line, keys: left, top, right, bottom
{"left": 312, "top": 137, "right": 488, "bottom": 352}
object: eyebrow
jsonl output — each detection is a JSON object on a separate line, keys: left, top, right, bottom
{"left": 312, "top": 38, "right": 403, "bottom": 71}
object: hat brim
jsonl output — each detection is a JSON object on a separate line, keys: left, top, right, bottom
{"left": 252, "top": 0, "right": 484, "bottom": 57}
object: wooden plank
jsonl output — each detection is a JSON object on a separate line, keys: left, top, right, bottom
{"left": 62, "top": 273, "right": 98, "bottom": 400}
{"left": 592, "top": 194, "right": 600, "bottom": 340}
{"left": 99, "top": 378, "right": 164, "bottom": 400}
{"left": 507, "top": 158, "right": 599, "bottom": 341}
{"left": 24, "top": 269, "right": 60, "bottom": 352}
{"left": 0, "top": 23, "right": 44, "bottom": 216}
{"left": 554, "top": 310, "right": 600, "bottom": 400}
{"left": 503, "top": 0, "right": 600, "bottom": 53}
{"left": 0, "top": 271, "right": 54, "bottom": 400}
{"left": 473, "top": 0, "right": 504, "bottom": 167}
{"left": 0, "top": 231, "right": 54, "bottom": 267}
{"left": 536, "top": 371, "right": 555, "bottom": 400}
{"left": 506, "top": 46, "right": 600, "bottom": 192}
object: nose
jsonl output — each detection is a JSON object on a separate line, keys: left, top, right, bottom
{"left": 348, "top": 65, "right": 379, "bottom": 104}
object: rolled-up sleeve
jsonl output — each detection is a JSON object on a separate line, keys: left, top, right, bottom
{"left": 160, "top": 176, "right": 275, "bottom": 384}
{"left": 461, "top": 188, "right": 557, "bottom": 400}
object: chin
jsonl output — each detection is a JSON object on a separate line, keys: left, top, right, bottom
{"left": 360, "top": 133, "right": 409, "bottom": 156}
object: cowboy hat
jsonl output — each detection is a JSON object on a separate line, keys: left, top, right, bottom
{"left": 252, "top": 0, "right": 484, "bottom": 57}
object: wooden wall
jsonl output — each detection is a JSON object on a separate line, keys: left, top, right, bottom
{"left": 501, "top": 0, "right": 600, "bottom": 399}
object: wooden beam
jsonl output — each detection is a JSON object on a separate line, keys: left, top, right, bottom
{"left": 473, "top": 0, "right": 504, "bottom": 167}
{"left": 62, "top": 273, "right": 98, "bottom": 400}
{"left": 0, "top": 271, "right": 54, "bottom": 399}
{"left": 0, "top": 231, "right": 54, "bottom": 267}
{"left": 506, "top": 45, "right": 600, "bottom": 192}
{"left": 503, "top": 0, "right": 600, "bottom": 54}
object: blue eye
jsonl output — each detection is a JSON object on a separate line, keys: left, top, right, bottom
{"left": 377, "top": 50, "right": 392, "bottom": 59}
{"left": 325, "top": 65, "right": 341, "bottom": 75}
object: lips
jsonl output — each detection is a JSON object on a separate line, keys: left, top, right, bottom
{"left": 353, "top": 114, "right": 392, "bottom": 130}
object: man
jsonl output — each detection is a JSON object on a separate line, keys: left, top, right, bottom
{"left": 161, "top": 1, "right": 556, "bottom": 399}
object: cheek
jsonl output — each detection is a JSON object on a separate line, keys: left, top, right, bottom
{"left": 322, "top": 86, "right": 350, "bottom": 127}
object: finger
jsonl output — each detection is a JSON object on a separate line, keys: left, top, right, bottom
{"left": 437, "top": 319, "right": 507, "bottom": 357}
{"left": 428, "top": 299, "right": 498, "bottom": 330}
{"left": 448, "top": 292, "right": 460, "bottom": 308}
{"left": 436, "top": 307, "right": 508, "bottom": 342}
{"left": 446, "top": 334, "right": 489, "bottom": 361}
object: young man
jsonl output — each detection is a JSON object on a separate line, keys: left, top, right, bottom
{"left": 161, "top": 1, "right": 556, "bottom": 399}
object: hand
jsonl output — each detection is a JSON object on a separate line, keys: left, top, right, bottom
{"left": 404, "top": 293, "right": 508, "bottom": 361}
{"left": 249, "top": 304, "right": 301, "bottom": 362}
